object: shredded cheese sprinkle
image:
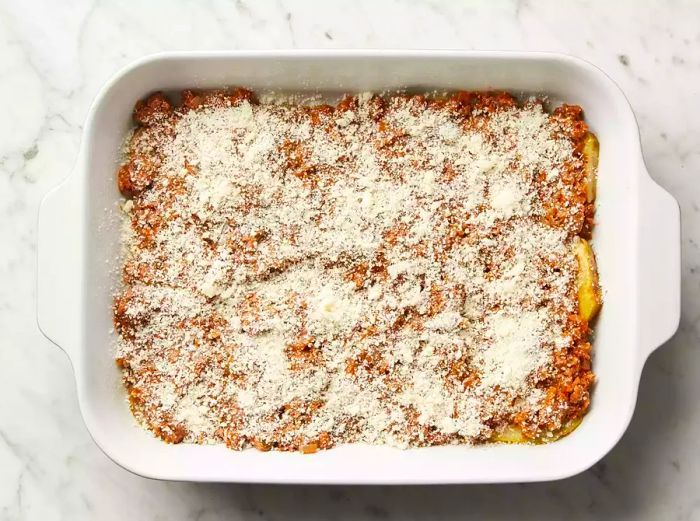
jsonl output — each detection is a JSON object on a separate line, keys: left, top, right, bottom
{"left": 114, "top": 90, "right": 595, "bottom": 451}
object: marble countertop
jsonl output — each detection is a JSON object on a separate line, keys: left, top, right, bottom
{"left": 1, "top": 0, "right": 699, "bottom": 519}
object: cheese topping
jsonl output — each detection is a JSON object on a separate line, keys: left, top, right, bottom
{"left": 114, "top": 90, "right": 595, "bottom": 450}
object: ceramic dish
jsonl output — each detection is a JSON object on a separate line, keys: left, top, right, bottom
{"left": 37, "top": 50, "right": 680, "bottom": 484}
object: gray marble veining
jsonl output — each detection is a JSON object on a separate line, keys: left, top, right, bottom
{"left": 1, "top": 0, "right": 699, "bottom": 519}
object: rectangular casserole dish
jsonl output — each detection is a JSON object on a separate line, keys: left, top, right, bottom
{"left": 37, "top": 50, "right": 680, "bottom": 484}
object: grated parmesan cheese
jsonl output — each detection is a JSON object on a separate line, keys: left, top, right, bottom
{"left": 114, "top": 90, "right": 594, "bottom": 451}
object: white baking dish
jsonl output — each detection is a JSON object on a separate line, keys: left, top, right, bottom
{"left": 37, "top": 50, "right": 680, "bottom": 484}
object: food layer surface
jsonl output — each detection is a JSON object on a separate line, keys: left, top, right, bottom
{"left": 114, "top": 89, "right": 598, "bottom": 452}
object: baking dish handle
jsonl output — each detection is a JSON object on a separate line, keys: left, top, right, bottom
{"left": 637, "top": 170, "right": 681, "bottom": 359}
{"left": 37, "top": 171, "right": 82, "bottom": 361}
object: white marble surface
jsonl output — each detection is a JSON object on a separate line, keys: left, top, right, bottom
{"left": 1, "top": 0, "right": 699, "bottom": 519}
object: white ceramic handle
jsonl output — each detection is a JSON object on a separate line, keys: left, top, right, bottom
{"left": 37, "top": 172, "right": 82, "bottom": 360}
{"left": 637, "top": 171, "right": 681, "bottom": 359}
